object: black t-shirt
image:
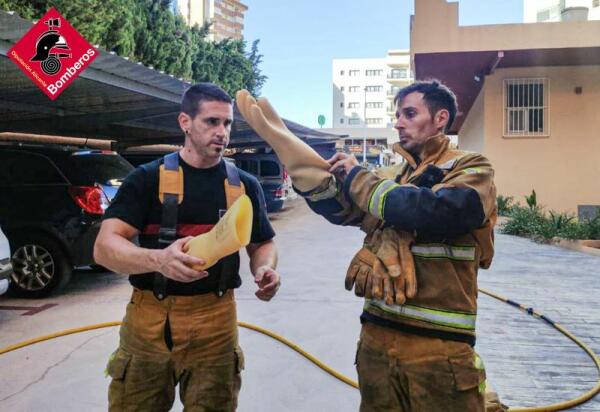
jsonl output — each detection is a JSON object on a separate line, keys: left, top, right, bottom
{"left": 104, "top": 155, "right": 275, "bottom": 295}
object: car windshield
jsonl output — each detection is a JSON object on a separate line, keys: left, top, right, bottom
{"left": 69, "top": 153, "right": 134, "bottom": 186}
{"left": 260, "top": 160, "right": 280, "bottom": 177}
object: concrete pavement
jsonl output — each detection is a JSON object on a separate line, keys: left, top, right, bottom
{"left": 0, "top": 197, "right": 599, "bottom": 411}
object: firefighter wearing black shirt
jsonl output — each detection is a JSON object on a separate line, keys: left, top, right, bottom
{"left": 94, "top": 83, "right": 281, "bottom": 412}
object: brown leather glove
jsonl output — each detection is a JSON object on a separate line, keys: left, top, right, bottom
{"left": 376, "top": 228, "right": 417, "bottom": 305}
{"left": 345, "top": 230, "right": 393, "bottom": 302}
{"left": 345, "top": 246, "right": 393, "bottom": 302}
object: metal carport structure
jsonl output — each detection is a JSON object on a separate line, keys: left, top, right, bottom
{"left": 0, "top": 10, "right": 341, "bottom": 151}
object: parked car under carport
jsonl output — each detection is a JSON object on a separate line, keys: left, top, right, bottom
{"left": 0, "top": 226, "right": 12, "bottom": 295}
{"left": 0, "top": 142, "right": 133, "bottom": 298}
{"left": 230, "top": 152, "right": 290, "bottom": 213}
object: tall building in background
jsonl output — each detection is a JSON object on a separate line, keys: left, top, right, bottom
{"left": 173, "top": 0, "right": 247, "bottom": 41}
{"left": 323, "top": 50, "right": 412, "bottom": 166}
{"left": 332, "top": 50, "right": 412, "bottom": 129}
{"left": 523, "top": 0, "right": 600, "bottom": 22}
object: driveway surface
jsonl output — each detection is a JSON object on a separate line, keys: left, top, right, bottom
{"left": 0, "top": 198, "right": 598, "bottom": 411}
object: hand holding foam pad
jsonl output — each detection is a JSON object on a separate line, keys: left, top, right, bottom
{"left": 184, "top": 194, "right": 253, "bottom": 270}
{"left": 236, "top": 89, "right": 332, "bottom": 192}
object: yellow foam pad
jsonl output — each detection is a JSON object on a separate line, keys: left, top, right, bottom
{"left": 183, "top": 194, "right": 253, "bottom": 270}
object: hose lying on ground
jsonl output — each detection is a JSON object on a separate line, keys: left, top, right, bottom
{"left": 1, "top": 288, "right": 599, "bottom": 411}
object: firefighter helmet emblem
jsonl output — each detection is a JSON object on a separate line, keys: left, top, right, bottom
{"left": 30, "top": 18, "right": 71, "bottom": 75}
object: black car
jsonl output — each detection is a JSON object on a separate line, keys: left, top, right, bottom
{"left": 0, "top": 142, "right": 134, "bottom": 298}
{"left": 231, "top": 153, "right": 289, "bottom": 213}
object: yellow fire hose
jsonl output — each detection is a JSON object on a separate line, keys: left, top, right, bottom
{"left": 1, "top": 288, "right": 599, "bottom": 411}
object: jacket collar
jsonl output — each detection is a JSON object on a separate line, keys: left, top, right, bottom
{"left": 392, "top": 133, "right": 449, "bottom": 169}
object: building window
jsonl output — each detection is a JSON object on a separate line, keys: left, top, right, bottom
{"left": 366, "top": 102, "right": 383, "bottom": 109}
{"left": 365, "top": 69, "right": 383, "bottom": 76}
{"left": 536, "top": 9, "right": 550, "bottom": 21}
{"left": 340, "top": 70, "right": 345, "bottom": 75}
{"left": 389, "top": 86, "right": 400, "bottom": 96}
{"left": 340, "top": 118, "right": 344, "bottom": 124}
{"left": 349, "top": 86, "right": 360, "bottom": 92}
{"left": 348, "top": 102, "right": 360, "bottom": 109}
{"left": 376, "top": 139, "right": 387, "bottom": 145}
{"left": 340, "top": 102, "right": 344, "bottom": 108}
{"left": 366, "top": 118, "right": 383, "bottom": 125}
{"left": 503, "top": 78, "right": 549, "bottom": 137}
{"left": 594, "top": 0, "right": 599, "bottom": 7}
{"left": 340, "top": 86, "right": 345, "bottom": 92}
{"left": 349, "top": 70, "right": 360, "bottom": 76}
{"left": 348, "top": 118, "right": 361, "bottom": 125}
{"left": 365, "top": 85, "right": 383, "bottom": 93}
{"left": 389, "top": 68, "right": 407, "bottom": 79}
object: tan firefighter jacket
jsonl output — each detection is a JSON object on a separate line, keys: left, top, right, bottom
{"left": 304, "top": 134, "right": 497, "bottom": 345}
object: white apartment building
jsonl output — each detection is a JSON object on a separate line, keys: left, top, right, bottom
{"left": 524, "top": 0, "right": 600, "bottom": 22}
{"left": 326, "top": 50, "right": 412, "bottom": 165}
{"left": 332, "top": 49, "right": 412, "bottom": 130}
{"left": 173, "top": 0, "right": 247, "bottom": 41}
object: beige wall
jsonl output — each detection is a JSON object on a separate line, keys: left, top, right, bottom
{"left": 458, "top": 90, "right": 485, "bottom": 154}
{"left": 469, "top": 65, "right": 600, "bottom": 213}
{"left": 411, "top": 0, "right": 600, "bottom": 58}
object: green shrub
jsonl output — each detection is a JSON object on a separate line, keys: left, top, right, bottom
{"left": 496, "top": 195, "right": 514, "bottom": 216}
{"left": 502, "top": 205, "right": 547, "bottom": 238}
{"left": 566, "top": 211, "right": 600, "bottom": 240}
{"left": 524, "top": 189, "right": 537, "bottom": 209}
{"left": 501, "top": 205, "right": 600, "bottom": 241}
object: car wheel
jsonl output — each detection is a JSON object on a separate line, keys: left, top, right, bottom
{"left": 9, "top": 234, "right": 72, "bottom": 298}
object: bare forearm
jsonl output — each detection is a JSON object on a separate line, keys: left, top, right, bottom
{"left": 94, "top": 235, "right": 161, "bottom": 275}
{"left": 247, "top": 240, "right": 278, "bottom": 276}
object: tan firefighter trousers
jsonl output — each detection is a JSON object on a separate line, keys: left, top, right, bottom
{"left": 106, "top": 289, "right": 243, "bottom": 412}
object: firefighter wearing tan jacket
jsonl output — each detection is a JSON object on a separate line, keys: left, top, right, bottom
{"left": 237, "top": 80, "right": 505, "bottom": 411}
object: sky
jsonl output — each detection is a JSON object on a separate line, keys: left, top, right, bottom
{"left": 243, "top": 0, "right": 523, "bottom": 129}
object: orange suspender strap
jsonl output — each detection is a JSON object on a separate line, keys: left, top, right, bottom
{"left": 158, "top": 157, "right": 245, "bottom": 208}
{"left": 223, "top": 160, "right": 245, "bottom": 207}
{"left": 158, "top": 155, "right": 184, "bottom": 205}
{"left": 154, "top": 151, "right": 182, "bottom": 300}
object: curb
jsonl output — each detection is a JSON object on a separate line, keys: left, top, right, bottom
{"left": 553, "top": 238, "right": 600, "bottom": 258}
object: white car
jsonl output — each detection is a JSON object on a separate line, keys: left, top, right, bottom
{"left": 0, "top": 226, "right": 12, "bottom": 295}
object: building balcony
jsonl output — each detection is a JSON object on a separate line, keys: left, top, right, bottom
{"left": 387, "top": 77, "right": 412, "bottom": 86}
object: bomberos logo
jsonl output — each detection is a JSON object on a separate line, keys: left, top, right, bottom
{"left": 8, "top": 8, "right": 98, "bottom": 100}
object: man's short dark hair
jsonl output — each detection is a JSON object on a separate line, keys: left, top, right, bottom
{"left": 394, "top": 80, "right": 458, "bottom": 132}
{"left": 181, "top": 83, "right": 232, "bottom": 118}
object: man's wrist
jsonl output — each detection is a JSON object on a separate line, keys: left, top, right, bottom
{"left": 148, "top": 248, "right": 165, "bottom": 273}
